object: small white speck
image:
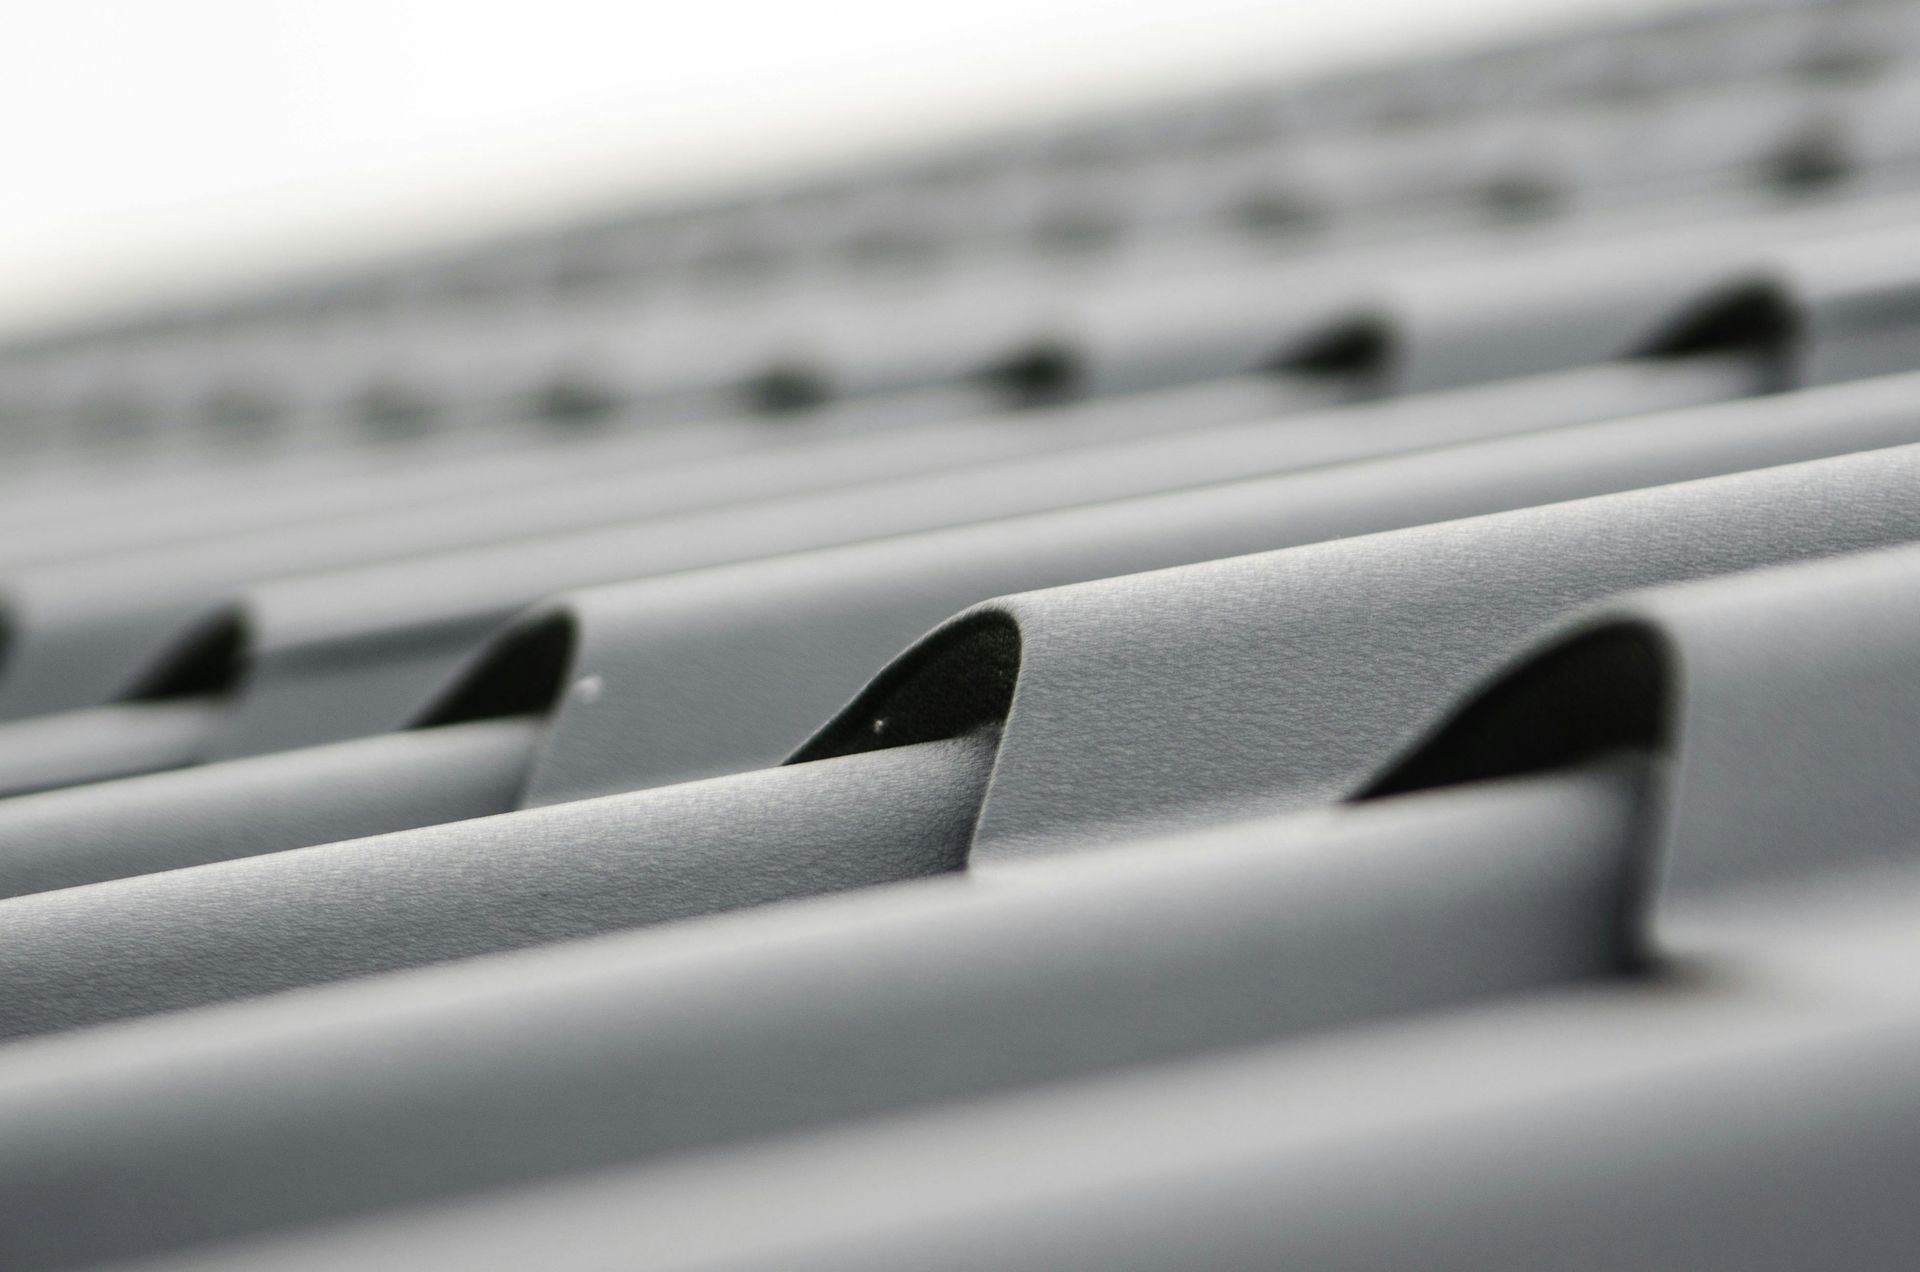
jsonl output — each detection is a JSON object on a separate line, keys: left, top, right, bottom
{"left": 573, "top": 674, "right": 605, "bottom": 704}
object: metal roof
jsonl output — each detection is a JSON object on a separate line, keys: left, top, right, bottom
{"left": 5, "top": 1, "right": 1920, "bottom": 1266}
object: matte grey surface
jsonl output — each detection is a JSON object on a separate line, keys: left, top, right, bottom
{"left": 0, "top": 731, "right": 996, "bottom": 1039}
{"left": 0, "top": 760, "right": 1640, "bottom": 1270}
{"left": 25, "top": 187, "right": 1920, "bottom": 733}
{"left": 0, "top": 717, "right": 541, "bottom": 898}
{"left": 0, "top": 698, "right": 224, "bottom": 797}
{"left": 0, "top": 349, "right": 1750, "bottom": 730}
{"left": 7, "top": 4, "right": 1920, "bottom": 1267}
{"left": 1, "top": 441, "right": 1916, "bottom": 997}
{"left": 93, "top": 535, "right": 1920, "bottom": 1272}
{"left": 467, "top": 375, "right": 1920, "bottom": 802}
{"left": 226, "top": 962, "right": 1920, "bottom": 1272}
{"left": 0, "top": 359, "right": 1906, "bottom": 910}
{"left": 802, "top": 441, "right": 1920, "bottom": 859}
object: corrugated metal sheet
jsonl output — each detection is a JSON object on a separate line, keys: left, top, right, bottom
{"left": 4, "top": 1, "right": 1920, "bottom": 1267}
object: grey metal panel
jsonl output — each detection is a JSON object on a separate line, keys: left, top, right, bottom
{"left": 0, "top": 759, "right": 1640, "bottom": 1270}
{"left": 771, "top": 264, "right": 1067, "bottom": 397}
{"left": 1073, "top": 179, "right": 1920, "bottom": 392}
{"left": 1349, "top": 205, "right": 1920, "bottom": 394}
{"left": 0, "top": 730, "right": 996, "bottom": 1043}
{"left": 0, "top": 405, "right": 771, "bottom": 571}
{"left": 0, "top": 292, "right": 1059, "bottom": 522}
{"left": 0, "top": 718, "right": 539, "bottom": 898}
{"left": 0, "top": 402, "right": 768, "bottom": 553}
{"left": 0, "top": 354, "right": 1828, "bottom": 801}
{"left": 18, "top": 75, "right": 1918, "bottom": 462}
{"left": 1065, "top": 216, "right": 1733, "bottom": 394}
{"left": 0, "top": 363, "right": 1903, "bottom": 893}
{"left": 1356, "top": 235, "right": 1752, "bottom": 392}
{"left": 19, "top": 195, "right": 1920, "bottom": 739}
{"left": 84, "top": 534, "right": 1920, "bottom": 1272}
{"left": 12, "top": 176, "right": 1920, "bottom": 509}
{"left": 0, "top": 370, "right": 1327, "bottom": 577}
{"left": 7, "top": 327, "right": 1314, "bottom": 574}
{"left": 2, "top": 438, "right": 1918, "bottom": 1039}
{"left": 0, "top": 699, "right": 224, "bottom": 797}
{"left": 25, "top": 186, "right": 1860, "bottom": 567}
{"left": 13, "top": 0, "right": 1918, "bottom": 372}
{"left": 8, "top": 9, "right": 1920, "bottom": 1268}
{"left": 541, "top": 542, "right": 1920, "bottom": 1272}
{"left": 207, "top": 354, "right": 1755, "bottom": 755}
{"left": 474, "top": 375, "right": 1920, "bottom": 803}
{"left": 789, "top": 439, "right": 1920, "bottom": 861}
{"left": 235, "top": 958, "right": 1920, "bottom": 1272}
{"left": 1768, "top": 222, "right": 1920, "bottom": 386}
{"left": 1373, "top": 539, "right": 1920, "bottom": 905}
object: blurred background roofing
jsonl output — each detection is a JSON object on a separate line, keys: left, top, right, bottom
{"left": 0, "top": 0, "right": 1695, "bottom": 337}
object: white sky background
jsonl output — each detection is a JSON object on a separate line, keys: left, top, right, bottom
{"left": 0, "top": 0, "right": 1695, "bottom": 336}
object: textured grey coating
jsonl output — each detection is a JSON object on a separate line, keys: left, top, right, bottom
{"left": 475, "top": 376, "right": 1920, "bottom": 803}
{"left": 0, "top": 374, "right": 1324, "bottom": 784}
{"left": 0, "top": 698, "right": 224, "bottom": 797}
{"left": 0, "top": 731, "right": 996, "bottom": 1040}
{"left": 204, "top": 353, "right": 1751, "bottom": 754}
{"left": 247, "top": 968, "right": 1920, "bottom": 1272}
{"left": 0, "top": 717, "right": 540, "bottom": 898}
{"left": 108, "top": 536, "right": 1920, "bottom": 1272}
{"left": 3, "top": 480, "right": 1920, "bottom": 1265}
{"left": 0, "top": 351, "right": 1740, "bottom": 730}
{"left": 24, "top": 191, "right": 1920, "bottom": 737}
{"left": 0, "top": 761, "right": 1639, "bottom": 1270}
{"left": 801, "top": 441, "right": 1920, "bottom": 858}
{"left": 593, "top": 541, "right": 1920, "bottom": 1272}
{"left": 9, "top": 9, "right": 1920, "bottom": 1268}
{"left": 1761, "top": 221, "right": 1920, "bottom": 387}
{"left": 8, "top": 431, "right": 1917, "bottom": 924}
{"left": 1385, "top": 540, "right": 1920, "bottom": 904}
